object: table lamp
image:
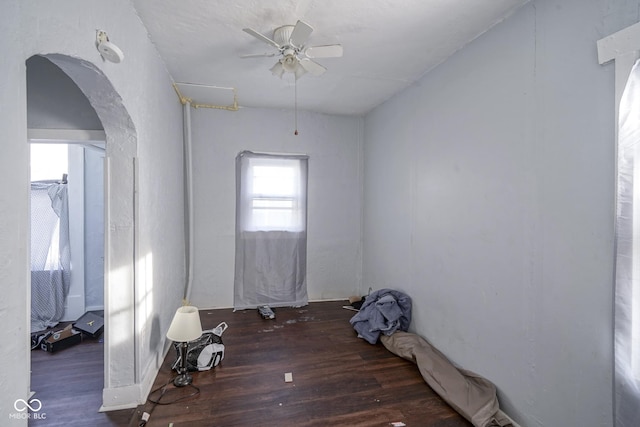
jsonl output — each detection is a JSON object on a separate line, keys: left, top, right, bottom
{"left": 166, "top": 305, "right": 202, "bottom": 387}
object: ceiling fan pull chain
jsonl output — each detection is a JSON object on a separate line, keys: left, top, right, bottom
{"left": 294, "top": 77, "right": 299, "bottom": 135}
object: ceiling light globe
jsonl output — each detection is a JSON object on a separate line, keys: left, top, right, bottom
{"left": 270, "top": 61, "right": 285, "bottom": 78}
{"left": 282, "top": 55, "right": 298, "bottom": 73}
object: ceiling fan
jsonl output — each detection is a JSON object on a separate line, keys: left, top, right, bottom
{"left": 242, "top": 20, "right": 343, "bottom": 79}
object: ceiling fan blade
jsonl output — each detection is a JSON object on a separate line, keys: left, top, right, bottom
{"left": 243, "top": 28, "right": 280, "bottom": 49}
{"left": 240, "top": 52, "right": 277, "bottom": 58}
{"left": 299, "top": 58, "right": 326, "bottom": 76}
{"left": 305, "top": 44, "right": 343, "bottom": 58}
{"left": 289, "top": 20, "right": 313, "bottom": 47}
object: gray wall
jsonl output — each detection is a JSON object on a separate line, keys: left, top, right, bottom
{"left": 188, "top": 107, "right": 363, "bottom": 308}
{"left": 27, "top": 55, "right": 103, "bottom": 130}
{"left": 363, "top": 0, "right": 637, "bottom": 425}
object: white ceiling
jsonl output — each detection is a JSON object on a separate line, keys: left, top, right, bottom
{"left": 131, "top": 0, "right": 529, "bottom": 116}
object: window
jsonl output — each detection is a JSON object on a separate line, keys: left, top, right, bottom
{"left": 599, "top": 22, "right": 640, "bottom": 425}
{"left": 619, "top": 60, "right": 640, "bottom": 380}
{"left": 30, "top": 143, "right": 68, "bottom": 181}
{"left": 234, "top": 151, "right": 309, "bottom": 309}
{"left": 239, "top": 154, "right": 307, "bottom": 232}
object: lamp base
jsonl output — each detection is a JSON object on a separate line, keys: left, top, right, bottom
{"left": 173, "top": 341, "right": 194, "bottom": 387}
{"left": 173, "top": 371, "right": 193, "bottom": 387}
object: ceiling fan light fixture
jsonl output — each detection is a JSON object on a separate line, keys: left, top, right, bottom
{"left": 270, "top": 61, "right": 285, "bottom": 78}
{"left": 282, "top": 53, "right": 298, "bottom": 73}
{"left": 242, "top": 20, "right": 340, "bottom": 80}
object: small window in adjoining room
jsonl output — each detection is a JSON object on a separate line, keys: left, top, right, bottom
{"left": 29, "top": 143, "right": 72, "bottom": 332}
{"left": 30, "top": 143, "right": 68, "bottom": 181}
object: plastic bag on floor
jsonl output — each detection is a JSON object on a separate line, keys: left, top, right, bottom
{"left": 173, "top": 322, "right": 228, "bottom": 372}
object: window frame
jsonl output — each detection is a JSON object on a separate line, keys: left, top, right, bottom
{"left": 236, "top": 151, "right": 308, "bottom": 233}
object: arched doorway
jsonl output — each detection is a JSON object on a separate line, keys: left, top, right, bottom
{"left": 27, "top": 53, "right": 139, "bottom": 411}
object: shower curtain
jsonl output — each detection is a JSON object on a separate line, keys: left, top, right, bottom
{"left": 615, "top": 58, "right": 640, "bottom": 427}
{"left": 30, "top": 180, "right": 71, "bottom": 332}
{"left": 233, "top": 151, "right": 309, "bottom": 310}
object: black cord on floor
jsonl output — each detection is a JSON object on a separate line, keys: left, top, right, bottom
{"left": 148, "top": 378, "right": 200, "bottom": 405}
{"left": 138, "top": 376, "right": 200, "bottom": 426}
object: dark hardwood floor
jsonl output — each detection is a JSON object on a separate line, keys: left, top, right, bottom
{"left": 29, "top": 325, "right": 134, "bottom": 426}
{"left": 30, "top": 301, "right": 471, "bottom": 426}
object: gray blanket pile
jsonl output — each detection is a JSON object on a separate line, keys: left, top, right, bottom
{"left": 349, "top": 288, "right": 412, "bottom": 344}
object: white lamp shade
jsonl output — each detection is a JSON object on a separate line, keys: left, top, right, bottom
{"left": 166, "top": 306, "right": 202, "bottom": 342}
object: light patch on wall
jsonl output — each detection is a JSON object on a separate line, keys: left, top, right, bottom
{"left": 108, "top": 263, "right": 134, "bottom": 349}
{"left": 137, "top": 251, "right": 154, "bottom": 336}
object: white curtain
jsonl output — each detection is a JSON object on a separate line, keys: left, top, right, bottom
{"left": 615, "top": 58, "right": 640, "bottom": 427}
{"left": 234, "top": 151, "right": 308, "bottom": 310}
{"left": 31, "top": 181, "right": 71, "bottom": 332}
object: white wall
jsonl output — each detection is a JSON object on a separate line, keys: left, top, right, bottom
{"left": 188, "top": 107, "right": 363, "bottom": 308}
{"left": 0, "top": 0, "right": 185, "bottom": 421}
{"left": 363, "top": 0, "right": 636, "bottom": 425}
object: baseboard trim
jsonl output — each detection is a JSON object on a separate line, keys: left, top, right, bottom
{"left": 98, "top": 400, "right": 138, "bottom": 412}
{"left": 99, "top": 384, "right": 141, "bottom": 412}
{"left": 200, "top": 298, "right": 350, "bottom": 311}
{"left": 99, "top": 342, "right": 172, "bottom": 412}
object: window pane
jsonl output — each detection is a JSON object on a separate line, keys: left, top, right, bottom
{"left": 253, "top": 199, "right": 294, "bottom": 209}
{"left": 251, "top": 209, "right": 298, "bottom": 230}
{"left": 252, "top": 165, "right": 296, "bottom": 196}
{"left": 242, "top": 156, "right": 306, "bottom": 232}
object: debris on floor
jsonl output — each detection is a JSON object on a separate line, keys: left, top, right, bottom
{"left": 343, "top": 295, "right": 367, "bottom": 311}
{"left": 40, "top": 324, "right": 82, "bottom": 353}
{"left": 73, "top": 311, "right": 104, "bottom": 338}
{"left": 258, "top": 305, "right": 275, "bottom": 319}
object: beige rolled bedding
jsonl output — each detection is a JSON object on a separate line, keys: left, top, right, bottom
{"left": 380, "top": 331, "right": 513, "bottom": 427}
